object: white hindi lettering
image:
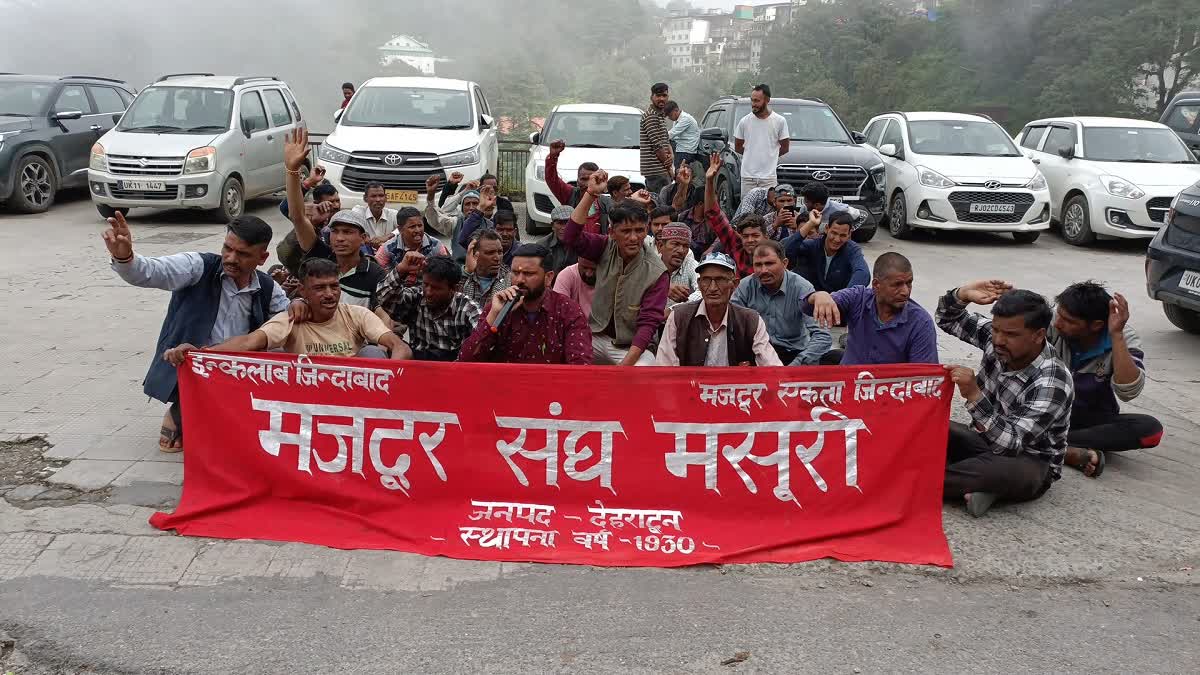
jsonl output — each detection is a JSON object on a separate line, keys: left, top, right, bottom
{"left": 586, "top": 501, "right": 685, "bottom": 534}
{"left": 654, "top": 407, "right": 869, "bottom": 506}
{"left": 494, "top": 403, "right": 624, "bottom": 493}
{"left": 459, "top": 526, "right": 558, "bottom": 550}
{"left": 698, "top": 383, "right": 768, "bottom": 415}
{"left": 777, "top": 381, "right": 845, "bottom": 407}
{"left": 467, "top": 500, "right": 555, "bottom": 527}
{"left": 853, "top": 371, "right": 945, "bottom": 404}
{"left": 250, "top": 395, "right": 459, "bottom": 495}
{"left": 192, "top": 353, "right": 397, "bottom": 393}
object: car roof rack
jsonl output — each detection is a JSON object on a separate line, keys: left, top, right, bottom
{"left": 232, "top": 76, "right": 280, "bottom": 86}
{"left": 881, "top": 111, "right": 909, "bottom": 120}
{"left": 62, "top": 75, "right": 127, "bottom": 84}
{"left": 155, "top": 72, "right": 216, "bottom": 82}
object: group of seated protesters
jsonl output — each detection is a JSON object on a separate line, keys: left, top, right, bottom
{"left": 103, "top": 128, "right": 1164, "bottom": 519}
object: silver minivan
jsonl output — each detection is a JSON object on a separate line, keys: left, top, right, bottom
{"left": 88, "top": 73, "right": 304, "bottom": 221}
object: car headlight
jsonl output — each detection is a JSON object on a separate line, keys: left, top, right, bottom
{"left": 184, "top": 146, "right": 216, "bottom": 174}
{"left": 318, "top": 143, "right": 350, "bottom": 164}
{"left": 90, "top": 142, "right": 107, "bottom": 171}
{"left": 440, "top": 145, "right": 480, "bottom": 168}
{"left": 535, "top": 164, "right": 546, "bottom": 181}
{"left": 1100, "top": 174, "right": 1144, "bottom": 200}
{"left": 869, "top": 164, "right": 886, "bottom": 191}
{"left": 1026, "top": 171, "right": 1047, "bottom": 191}
{"left": 917, "top": 166, "right": 956, "bottom": 189}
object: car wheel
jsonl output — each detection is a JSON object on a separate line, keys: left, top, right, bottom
{"left": 888, "top": 191, "right": 913, "bottom": 239}
{"left": 214, "top": 176, "right": 244, "bottom": 223}
{"left": 96, "top": 204, "right": 130, "bottom": 220}
{"left": 10, "top": 155, "right": 57, "bottom": 213}
{"left": 716, "top": 176, "right": 733, "bottom": 217}
{"left": 1060, "top": 195, "right": 1095, "bottom": 246}
{"left": 1012, "top": 231, "right": 1040, "bottom": 244}
{"left": 525, "top": 212, "right": 546, "bottom": 236}
{"left": 852, "top": 226, "right": 877, "bottom": 243}
{"left": 1164, "top": 303, "right": 1200, "bottom": 334}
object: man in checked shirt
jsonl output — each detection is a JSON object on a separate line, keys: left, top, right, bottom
{"left": 937, "top": 280, "right": 1074, "bottom": 518}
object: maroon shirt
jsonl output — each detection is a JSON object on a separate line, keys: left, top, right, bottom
{"left": 457, "top": 289, "right": 592, "bottom": 365}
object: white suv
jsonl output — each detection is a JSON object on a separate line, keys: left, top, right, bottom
{"left": 89, "top": 74, "right": 303, "bottom": 221}
{"left": 863, "top": 111, "right": 1050, "bottom": 243}
{"left": 319, "top": 77, "right": 498, "bottom": 212}
{"left": 1016, "top": 116, "right": 1200, "bottom": 246}
{"left": 525, "top": 103, "right": 644, "bottom": 234}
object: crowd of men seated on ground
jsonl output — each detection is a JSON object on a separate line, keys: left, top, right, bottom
{"left": 102, "top": 84, "right": 1165, "bottom": 519}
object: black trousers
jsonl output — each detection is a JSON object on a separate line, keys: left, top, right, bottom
{"left": 944, "top": 422, "right": 1053, "bottom": 502}
{"left": 645, "top": 175, "right": 671, "bottom": 194}
{"left": 819, "top": 349, "right": 844, "bottom": 366}
{"left": 1068, "top": 413, "right": 1163, "bottom": 452}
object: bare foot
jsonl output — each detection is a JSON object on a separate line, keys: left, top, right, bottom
{"left": 1065, "top": 446, "right": 1101, "bottom": 477}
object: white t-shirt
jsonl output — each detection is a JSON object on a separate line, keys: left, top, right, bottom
{"left": 734, "top": 111, "right": 789, "bottom": 180}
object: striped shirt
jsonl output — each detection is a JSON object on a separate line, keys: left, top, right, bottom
{"left": 640, "top": 105, "right": 671, "bottom": 179}
{"left": 302, "top": 239, "right": 384, "bottom": 309}
{"left": 936, "top": 290, "right": 1073, "bottom": 479}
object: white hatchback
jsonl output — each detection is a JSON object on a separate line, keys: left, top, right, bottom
{"left": 524, "top": 103, "right": 644, "bottom": 234}
{"left": 1015, "top": 116, "right": 1200, "bottom": 246}
{"left": 862, "top": 111, "right": 1050, "bottom": 243}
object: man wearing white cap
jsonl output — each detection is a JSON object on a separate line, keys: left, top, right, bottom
{"left": 657, "top": 252, "right": 782, "bottom": 367}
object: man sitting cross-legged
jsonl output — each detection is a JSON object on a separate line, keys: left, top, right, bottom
{"left": 164, "top": 258, "right": 411, "bottom": 364}
{"left": 1049, "top": 281, "right": 1164, "bottom": 477}
{"left": 377, "top": 254, "right": 483, "bottom": 361}
{"left": 937, "top": 280, "right": 1073, "bottom": 518}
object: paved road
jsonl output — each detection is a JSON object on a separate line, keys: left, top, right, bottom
{"left": 1, "top": 191, "right": 1198, "bottom": 673}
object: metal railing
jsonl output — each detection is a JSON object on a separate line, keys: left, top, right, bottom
{"left": 304, "top": 133, "right": 530, "bottom": 200}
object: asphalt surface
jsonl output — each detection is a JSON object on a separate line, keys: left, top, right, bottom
{"left": 1, "top": 189, "right": 1198, "bottom": 673}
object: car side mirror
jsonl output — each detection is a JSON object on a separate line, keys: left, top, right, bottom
{"left": 333, "top": 108, "right": 344, "bottom": 123}
{"left": 879, "top": 143, "right": 898, "bottom": 158}
{"left": 481, "top": 114, "right": 494, "bottom": 129}
{"left": 1058, "top": 146, "right": 1075, "bottom": 159}
{"left": 700, "top": 127, "right": 727, "bottom": 141}
{"left": 529, "top": 131, "right": 540, "bottom": 145}
{"left": 852, "top": 131, "right": 866, "bottom": 144}
{"left": 52, "top": 110, "right": 83, "bottom": 121}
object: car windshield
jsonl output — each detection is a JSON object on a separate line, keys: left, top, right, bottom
{"left": 119, "top": 86, "right": 233, "bottom": 133}
{"left": 1082, "top": 127, "right": 1196, "bottom": 163}
{"left": 539, "top": 112, "right": 640, "bottom": 149}
{"left": 343, "top": 87, "right": 473, "bottom": 129}
{"left": 906, "top": 120, "right": 1021, "bottom": 156}
{"left": 736, "top": 103, "right": 852, "bottom": 143}
{"left": 0, "top": 82, "right": 55, "bottom": 116}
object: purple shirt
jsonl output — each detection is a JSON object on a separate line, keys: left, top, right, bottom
{"left": 804, "top": 286, "right": 939, "bottom": 365}
{"left": 561, "top": 207, "right": 669, "bottom": 351}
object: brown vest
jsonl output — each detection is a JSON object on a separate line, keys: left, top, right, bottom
{"left": 671, "top": 301, "right": 761, "bottom": 367}
{"left": 588, "top": 240, "right": 667, "bottom": 347}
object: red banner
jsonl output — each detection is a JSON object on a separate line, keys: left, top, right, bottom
{"left": 150, "top": 353, "right": 954, "bottom": 568}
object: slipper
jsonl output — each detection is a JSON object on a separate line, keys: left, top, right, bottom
{"left": 158, "top": 425, "right": 184, "bottom": 454}
{"left": 1068, "top": 448, "right": 1104, "bottom": 478}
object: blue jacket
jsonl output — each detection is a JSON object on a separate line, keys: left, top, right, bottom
{"left": 143, "top": 253, "right": 275, "bottom": 403}
{"left": 784, "top": 233, "right": 870, "bottom": 293}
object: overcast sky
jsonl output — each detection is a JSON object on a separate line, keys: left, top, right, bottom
{"left": 657, "top": 0, "right": 785, "bottom": 11}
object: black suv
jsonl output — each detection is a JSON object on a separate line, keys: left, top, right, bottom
{"left": 1147, "top": 181, "right": 1200, "bottom": 334}
{"left": 1160, "top": 90, "right": 1200, "bottom": 160}
{"left": 0, "top": 74, "right": 135, "bottom": 213}
{"left": 697, "top": 95, "right": 886, "bottom": 243}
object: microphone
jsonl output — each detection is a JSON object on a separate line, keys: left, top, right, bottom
{"left": 489, "top": 288, "right": 528, "bottom": 333}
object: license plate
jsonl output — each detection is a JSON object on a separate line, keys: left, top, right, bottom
{"left": 118, "top": 180, "right": 165, "bottom": 192}
{"left": 386, "top": 189, "right": 418, "bottom": 204}
{"left": 969, "top": 203, "right": 1015, "bottom": 214}
{"left": 1181, "top": 270, "right": 1200, "bottom": 295}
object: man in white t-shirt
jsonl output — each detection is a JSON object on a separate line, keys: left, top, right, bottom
{"left": 734, "top": 84, "right": 790, "bottom": 199}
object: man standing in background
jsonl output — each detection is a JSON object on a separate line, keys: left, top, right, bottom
{"left": 734, "top": 84, "right": 790, "bottom": 197}
{"left": 666, "top": 101, "right": 700, "bottom": 171}
{"left": 640, "top": 82, "right": 675, "bottom": 195}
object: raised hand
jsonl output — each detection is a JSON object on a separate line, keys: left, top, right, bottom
{"left": 398, "top": 250, "right": 426, "bottom": 275}
{"left": 586, "top": 170, "right": 609, "bottom": 197}
{"left": 478, "top": 185, "right": 497, "bottom": 211}
{"left": 944, "top": 364, "right": 980, "bottom": 401}
{"left": 102, "top": 211, "right": 134, "bottom": 261}
{"left": 1108, "top": 292, "right": 1130, "bottom": 335}
{"left": 449, "top": 171, "right": 465, "bottom": 185}
{"left": 676, "top": 164, "right": 692, "bottom": 185}
{"left": 706, "top": 152, "right": 722, "bottom": 181}
{"left": 955, "top": 279, "right": 1013, "bottom": 306}
{"left": 425, "top": 174, "right": 442, "bottom": 197}
{"left": 284, "top": 126, "right": 309, "bottom": 172}
{"left": 549, "top": 139, "right": 566, "bottom": 157}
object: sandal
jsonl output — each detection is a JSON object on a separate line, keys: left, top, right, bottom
{"left": 158, "top": 403, "right": 184, "bottom": 454}
{"left": 1068, "top": 447, "right": 1104, "bottom": 478}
